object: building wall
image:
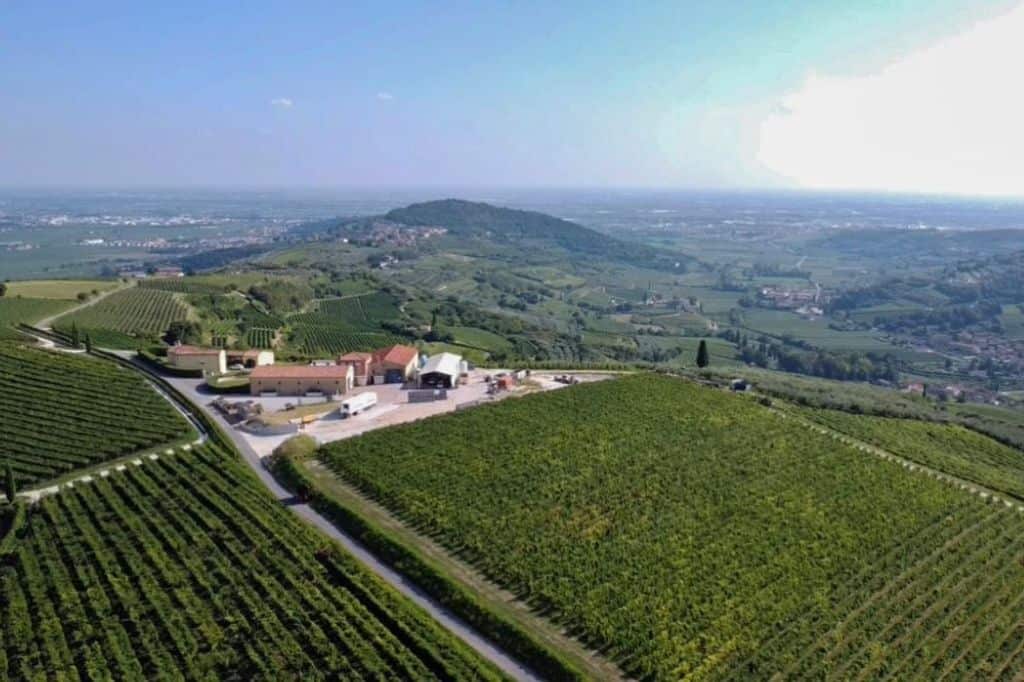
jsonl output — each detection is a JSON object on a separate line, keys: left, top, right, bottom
{"left": 250, "top": 376, "right": 349, "bottom": 396}
{"left": 170, "top": 352, "right": 226, "bottom": 375}
{"left": 373, "top": 357, "right": 417, "bottom": 382}
{"left": 253, "top": 351, "right": 275, "bottom": 366}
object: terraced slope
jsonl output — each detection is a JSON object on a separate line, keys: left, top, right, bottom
{"left": 0, "top": 444, "right": 502, "bottom": 680}
{"left": 0, "top": 344, "right": 193, "bottom": 486}
{"left": 317, "top": 374, "right": 1024, "bottom": 680}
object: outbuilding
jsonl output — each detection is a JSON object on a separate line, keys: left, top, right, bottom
{"left": 226, "top": 349, "right": 275, "bottom": 368}
{"left": 250, "top": 364, "right": 354, "bottom": 396}
{"left": 338, "top": 352, "right": 373, "bottom": 386}
{"left": 371, "top": 345, "right": 419, "bottom": 384}
{"left": 166, "top": 345, "right": 226, "bottom": 376}
{"left": 419, "top": 352, "right": 462, "bottom": 389}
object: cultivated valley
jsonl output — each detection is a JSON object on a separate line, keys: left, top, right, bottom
{"left": 4, "top": 191, "right": 1024, "bottom": 680}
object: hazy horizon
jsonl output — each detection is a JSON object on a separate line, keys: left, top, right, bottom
{"left": 4, "top": 1, "right": 1023, "bottom": 196}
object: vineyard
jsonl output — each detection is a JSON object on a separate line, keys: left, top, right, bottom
{"left": 245, "top": 327, "right": 276, "bottom": 348}
{"left": 0, "top": 345, "right": 192, "bottom": 487}
{"left": 54, "top": 288, "right": 191, "bottom": 347}
{"left": 138, "top": 278, "right": 227, "bottom": 295}
{"left": 318, "top": 374, "right": 1024, "bottom": 680}
{"left": 0, "top": 443, "right": 501, "bottom": 680}
{"left": 800, "top": 408, "right": 1024, "bottom": 501}
{"left": 287, "top": 292, "right": 407, "bottom": 356}
{"left": 290, "top": 328, "right": 407, "bottom": 356}
{"left": 290, "top": 293, "right": 402, "bottom": 332}
{"left": 0, "top": 299, "right": 74, "bottom": 339}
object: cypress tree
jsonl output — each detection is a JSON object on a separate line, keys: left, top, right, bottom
{"left": 70, "top": 322, "right": 81, "bottom": 348}
{"left": 5, "top": 463, "right": 15, "bottom": 504}
{"left": 84, "top": 333, "right": 93, "bottom": 353}
{"left": 696, "top": 339, "right": 710, "bottom": 368}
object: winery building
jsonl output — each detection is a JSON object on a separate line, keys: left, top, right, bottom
{"left": 167, "top": 345, "right": 227, "bottom": 375}
{"left": 250, "top": 364, "right": 354, "bottom": 396}
{"left": 370, "top": 345, "right": 419, "bottom": 384}
{"left": 337, "top": 352, "right": 373, "bottom": 386}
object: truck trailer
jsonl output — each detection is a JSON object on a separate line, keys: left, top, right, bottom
{"left": 340, "top": 392, "right": 377, "bottom": 417}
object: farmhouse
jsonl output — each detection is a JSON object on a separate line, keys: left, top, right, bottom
{"left": 166, "top": 345, "right": 226, "bottom": 375}
{"left": 249, "top": 364, "right": 354, "bottom": 396}
{"left": 419, "top": 352, "right": 462, "bottom": 389}
{"left": 371, "top": 345, "right": 419, "bottom": 384}
{"left": 226, "top": 349, "right": 275, "bottom": 368}
{"left": 338, "top": 351, "right": 373, "bottom": 386}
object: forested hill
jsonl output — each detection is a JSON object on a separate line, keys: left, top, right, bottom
{"left": 385, "top": 199, "right": 694, "bottom": 271}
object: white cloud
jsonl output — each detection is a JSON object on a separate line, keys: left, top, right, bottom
{"left": 376, "top": 92, "right": 394, "bottom": 101}
{"left": 758, "top": 3, "right": 1024, "bottom": 197}
{"left": 270, "top": 97, "right": 294, "bottom": 108}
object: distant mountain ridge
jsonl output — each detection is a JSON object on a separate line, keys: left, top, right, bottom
{"left": 384, "top": 198, "right": 692, "bottom": 270}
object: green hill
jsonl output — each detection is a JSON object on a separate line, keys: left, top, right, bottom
{"left": 385, "top": 199, "right": 693, "bottom": 271}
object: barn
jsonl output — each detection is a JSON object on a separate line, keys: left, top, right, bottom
{"left": 419, "top": 352, "right": 462, "bottom": 389}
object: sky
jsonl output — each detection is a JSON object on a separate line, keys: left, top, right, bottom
{"left": 1, "top": 0, "right": 1021, "bottom": 195}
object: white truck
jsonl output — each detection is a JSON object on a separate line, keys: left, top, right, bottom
{"left": 340, "top": 392, "right": 377, "bottom": 417}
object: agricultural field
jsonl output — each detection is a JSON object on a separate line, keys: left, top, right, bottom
{"left": 0, "top": 443, "right": 501, "bottom": 680}
{"left": 245, "top": 327, "right": 276, "bottom": 348}
{"left": 287, "top": 292, "right": 407, "bottom": 356}
{"left": 800, "top": 408, "right": 1024, "bottom": 500}
{"left": 445, "top": 326, "right": 514, "bottom": 353}
{"left": 3, "top": 280, "right": 119, "bottom": 299}
{"left": 138, "top": 278, "right": 227, "bottom": 295}
{"left": 289, "top": 328, "right": 407, "bottom": 357}
{"left": 54, "top": 287, "right": 191, "bottom": 347}
{"left": 0, "top": 344, "right": 193, "bottom": 487}
{"left": 317, "top": 374, "right": 1024, "bottom": 680}
{"left": 0, "top": 298, "right": 74, "bottom": 339}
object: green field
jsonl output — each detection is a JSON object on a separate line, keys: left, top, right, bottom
{"left": 286, "top": 293, "right": 406, "bottom": 356}
{"left": 1000, "top": 305, "right": 1024, "bottom": 339}
{"left": 244, "top": 327, "right": 276, "bottom": 348}
{"left": 54, "top": 287, "right": 191, "bottom": 347}
{"left": 0, "top": 443, "right": 500, "bottom": 680}
{"left": 0, "top": 344, "right": 193, "bottom": 487}
{"left": 801, "top": 408, "right": 1024, "bottom": 500}
{"left": 3, "top": 280, "right": 119, "bottom": 300}
{"left": 316, "top": 374, "right": 1024, "bottom": 680}
{"left": 0, "top": 298, "right": 75, "bottom": 339}
{"left": 289, "top": 329, "right": 407, "bottom": 357}
{"left": 445, "top": 326, "right": 514, "bottom": 353}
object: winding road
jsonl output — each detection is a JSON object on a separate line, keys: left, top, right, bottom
{"left": 117, "top": 355, "right": 544, "bottom": 681}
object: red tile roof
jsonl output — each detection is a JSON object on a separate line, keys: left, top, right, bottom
{"left": 373, "top": 345, "right": 418, "bottom": 367}
{"left": 338, "top": 352, "right": 372, "bottom": 361}
{"left": 167, "top": 345, "right": 223, "bottom": 356}
{"left": 251, "top": 365, "right": 351, "bottom": 380}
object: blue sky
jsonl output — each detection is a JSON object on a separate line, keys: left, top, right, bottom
{"left": 2, "top": 0, "right": 1019, "bottom": 192}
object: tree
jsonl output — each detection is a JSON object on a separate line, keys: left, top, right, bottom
{"left": 84, "top": 333, "right": 93, "bottom": 353}
{"left": 5, "top": 463, "right": 15, "bottom": 503}
{"left": 70, "top": 323, "right": 81, "bottom": 348}
{"left": 696, "top": 339, "right": 710, "bottom": 368}
{"left": 0, "top": 282, "right": 6, "bottom": 298}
